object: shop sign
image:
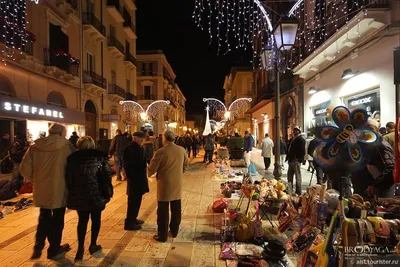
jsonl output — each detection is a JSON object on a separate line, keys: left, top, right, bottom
{"left": 101, "top": 114, "right": 121, "bottom": 122}
{"left": 0, "top": 95, "right": 85, "bottom": 125}
{"left": 350, "top": 96, "right": 373, "bottom": 107}
{"left": 314, "top": 108, "right": 327, "bottom": 116}
{"left": 345, "top": 91, "right": 380, "bottom": 121}
{"left": 3, "top": 102, "right": 64, "bottom": 119}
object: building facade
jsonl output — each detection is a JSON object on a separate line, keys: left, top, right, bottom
{"left": 223, "top": 67, "right": 254, "bottom": 136}
{"left": 292, "top": 0, "right": 395, "bottom": 133}
{"left": 136, "top": 50, "right": 186, "bottom": 135}
{"left": 0, "top": 0, "right": 138, "bottom": 143}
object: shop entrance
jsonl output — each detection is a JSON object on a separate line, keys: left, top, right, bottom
{"left": 85, "top": 100, "right": 97, "bottom": 140}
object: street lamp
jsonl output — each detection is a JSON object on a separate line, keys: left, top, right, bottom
{"left": 260, "top": 16, "right": 298, "bottom": 180}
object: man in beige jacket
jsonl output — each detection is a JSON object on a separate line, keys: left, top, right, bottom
{"left": 20, "top": 124, "right": 74, "bottom": 260}
{"left": 148, "top": 131, "right": 188, "bottom": 242}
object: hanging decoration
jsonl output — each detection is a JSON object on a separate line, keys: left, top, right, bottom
{"left": 313, "top": 106, "right": 377, "bottom": 170}
{"left": 203, "top": 106, "right": 213, "bottom": 136}
{"left": 228, "top": 98, "right": 252, "bottom": 120}
{"left": 203, "top": 97, "right": 252, "bottom": 121}
{"left": 0, "top": 0, "right": 39, "bottom": 64}
{"left": 193, "top": 0, "right": 273, "bottom": 57}
{"left": 46, "top": 48, "right": 80, "bottom": 65}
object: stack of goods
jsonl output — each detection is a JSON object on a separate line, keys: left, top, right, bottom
{"left": 214, "top": 159, "right": 244, "bottom": 181}
{"left": 0, "top": 198, "right": 33, "bottom": 219}
{"left": 220, "top": 181, "right": 243, "bottom": 198}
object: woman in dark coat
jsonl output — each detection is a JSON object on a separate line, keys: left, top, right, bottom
{"left": 66, "top": 136, "right": 113, "bottom": 262}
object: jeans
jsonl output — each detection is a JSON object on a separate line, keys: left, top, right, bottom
{"left": 313, "top": 161, "right": 325, "bottom": 185}
{"left": 263, "top": 157, "right": 271, "bottom": 170}
{"left": 280, "top": 155, "right": 286, "bottom": 167}
{"left": 287, "top": 159, "right": 302, "bottom": 195}
{"left": 115, "top": 156, "right": 123, "bottom": 180}
{"left": 77, "top": 209, "right": 102, "bottom": 249}
{"left": 34, "top": 207, "right": 66, "bottom": 256}
{"left": 157, "top": 200, "right": 181, "bottom": 241}
{"left": 192, "top": 145, "right": 197, "bottom": 157}
{"left": 126, "top": 191, "right": 143, "bottom": 225}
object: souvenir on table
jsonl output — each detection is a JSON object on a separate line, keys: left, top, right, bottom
{"left": 213, "top": 198, "right": 228, "bottom": 213}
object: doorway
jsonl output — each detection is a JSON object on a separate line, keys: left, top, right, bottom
{"left": 84, "top": 100, "right": 97, "bottom": 140}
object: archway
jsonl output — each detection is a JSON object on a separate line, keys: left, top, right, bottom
{"left": 0, "top": 74, "right": 16, "bottom": 97}
{"left": 84, "top": 100, "right": 97, "bottom": 140}
{"left": 47, "top": 91, "right": 66, "bottom": 107}
{"left": 281, "top": 96, "right": 296, "bottom": 143}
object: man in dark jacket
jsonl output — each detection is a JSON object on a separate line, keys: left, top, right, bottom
{"left": 184, "top": 134, "right": 193, "bottom": 157}
{"left": 287, "top": 126, "right": 306, "bottom": 195}
{"left": 109, "top": 129, "right": 131, "bottom": 181}
{"left": 68, "top": 132, "right": 79, "bottom": 148}
{"left": 123, "top": 132, "right": 149, "bottom": 231}
{"left": 244, "top": 131, "right": 254, "bottom": 166}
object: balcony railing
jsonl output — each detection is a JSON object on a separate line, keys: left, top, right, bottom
{"left": 108, "top": 84, "right": 126, "bottom": 98}
{"left": 137, "top": 95, "right": 156, "bottom": 100}
{"left": 125, "top": 92, "right": 137, "bottom": 101}
{"left": 44, "top": 49, "right": 79, "bottom": 76}
{"left": 82, "top": 12, "right": 106, "bottom": 36}
{"left": 123, "top": 20, "right": 137, "bottom": 35}
{"left": 108, "top": 36, "right": 124, "bottom": 54}
{"left": 67, "top": 0, "right": 77, "bottom": 9}
{"left": 107, "top": 0, "right": 122, "bottom": 13}
{"left": 125, "top": 52, "right": 137, "bottom": 66}
{"left": 84, "top": 71, "right": 107, "bottom": 89}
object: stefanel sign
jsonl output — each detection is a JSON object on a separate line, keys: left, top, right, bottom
{"left": 0, "top": 95, "right": 85, "bottom": 125}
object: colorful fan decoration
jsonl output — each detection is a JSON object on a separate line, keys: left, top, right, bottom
{"left": 313, "top": 106, "right": 377, "bottom": 168}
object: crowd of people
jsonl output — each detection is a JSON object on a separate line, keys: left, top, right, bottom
{"left": 0, "top": 124, "right": 189, "bottom": 262}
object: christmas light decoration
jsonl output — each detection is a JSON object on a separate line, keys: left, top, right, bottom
{"left": 203, "top": 106, "right": 213, "bottom": 136}
{"left": 193, "top": 0, "right": 273, "bottom": 55}
{"left": 0, "top": 0, "right": 38, "bottom": 64}
{"left": 120, "top": 100, "right": 170, "bottom": 123}
{"left": 203, "top": 97, "right": 252, "bottom": 121}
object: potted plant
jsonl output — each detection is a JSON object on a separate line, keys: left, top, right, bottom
{"left": 227, "top": 137, "right": 245, "bottom": 160}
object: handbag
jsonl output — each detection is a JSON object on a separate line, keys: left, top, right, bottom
{"left": 18, "top": 182, "right": 33, "bottom": 194}
{"left": 249, "top": 200, "right": 264, "bottom": 238}
{"left": 97, "top": 159, "right": 113, "bottom": 199}
{"left": 212, "top": 198, "right": 228, "bottom": 213}
{"left": 236, "top": 191, "right": 255, "bottom": 242}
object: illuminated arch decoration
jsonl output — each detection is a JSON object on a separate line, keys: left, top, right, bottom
{"left": 119, "top": 100, "right": 170, "bottom": 123}
{"left": 203, "top": 97, "right": 252, "bottom": 121}
{"left": 313, "top": 106, "right": 377, "bottom": 169}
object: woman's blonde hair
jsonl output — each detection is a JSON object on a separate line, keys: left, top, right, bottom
{"left": 77, "top": 136, "right": 96, "bottom": 150}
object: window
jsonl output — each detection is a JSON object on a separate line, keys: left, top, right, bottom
{"left": 125, "top": 40, "right": 130, "bottom": 55}
{"left": 144, "top": 86, "right": 151, "bottom": 99}
{"left": 47, "top": 91, "right": 66, "bottom": 108}
{"left": 126, "top": 79, "right": 130, "bottom": 92}
{"left": 148, "top": 63, "right": 153, "bottom": 75}
{"left": 87, "top": 53, "right": 94, "bottom": 73}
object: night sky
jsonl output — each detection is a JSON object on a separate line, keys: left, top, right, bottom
{"left": 136, "top": 0, "right": 252, "bottom": 115}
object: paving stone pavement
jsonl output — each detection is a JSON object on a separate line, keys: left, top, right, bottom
{"left": 0, "top": 154, "right": 227, "bottom": 267}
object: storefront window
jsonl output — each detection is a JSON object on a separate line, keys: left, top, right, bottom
{"left": 343, "top": 89, "right": 380, "bottom": 122}
{"left": 310, "top": 101, "right": 331, "bottom": 128}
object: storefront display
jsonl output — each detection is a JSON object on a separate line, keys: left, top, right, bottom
{"left": 310, "top": 101, "right": 331, "bottom": 128}
{"left": 343, "top": 90, "right": 380, "bottom": 121}
{"left": 0, "top": 95, "right": 85, "bottom": 142}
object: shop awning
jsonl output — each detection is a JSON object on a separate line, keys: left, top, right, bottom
{"left": 293, "top": 9, "right": 391, "bottom": 80}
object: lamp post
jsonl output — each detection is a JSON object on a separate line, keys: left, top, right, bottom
{"left": 260, "top": 16, "right": 298, "bottom": 180}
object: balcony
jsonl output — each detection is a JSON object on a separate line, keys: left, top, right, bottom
{"left": 137, "top": 95, "right": 156, "bottom": 101}
{"left": 67, "top": 0, "right": 77, "bottom": 9}
{"left": 43, "top": 49, "right": 79, "bottom": 79}
{"left": 124, "top": 52, "right": 137, "bottom": 69}
{"left": 123, "top": 19, "right": 137, "bottom": 39}
{"left": 108, "top": 84, "right": 126, "bottom": 101}
{"left": 107, "top": 0, "right": 124, "bottom": 23}
{"left": 125, "top": 92, "right": 137, "bottom": 101}
{"left": 83, "top": 71, "right": 107, "bottom": 96}
{"left": 293, "top": 0, "right": 390, "bottom": 79}
{"left": 82, "top": 12, "right": 106, "bottom": 41}
{"left": 107, "top": 36, "right": 124, "bottom": 59}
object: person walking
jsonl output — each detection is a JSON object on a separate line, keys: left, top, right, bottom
{"left": 66, "top": 136, "right": 113, "bottom": 262}
{"left": 204, "top": 134, "right": 215, "bottom": 163}
{"left": 20, "top": 124, "right": 74, "bottom": 260}
{"left": 68, "top": 131, "right": 79, "bottom": 148}
{"left": 123, "top": 132, "right": 149, "bottom": 231}
{"left": 143, "top": 135, "right": 155, "bottom": 164}
{"left": 305, "top": 133, "right": 314, "bottom": 173}
{"left": 192, "top": 135, "right": 199, "bottom": 157}
{"left": 148, "top": 131, "right": 188, "bottom": 242}
{"left": 109, "top": 129, "right": 131, "bottom": 181}
{"left": 286, "top": 126, "right": 305, "bottom": 195}
{"left": 260, "top": 133, "right": 274, "bottom": 171}
{"left": 280, "top": 137, "right": 287, "bottom": 169}
{"left": 244, "top": 131, "right": 254, "bottom": 166}
{"left": 307, "top": 137, "right": 324, "bottom": 185}
{"left": 184, "top": 133, "right": 193, "bottom": 157}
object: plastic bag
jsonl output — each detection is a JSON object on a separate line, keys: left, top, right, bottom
{"left": 248, "top": 163, "right": 257, "bottom": 176}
